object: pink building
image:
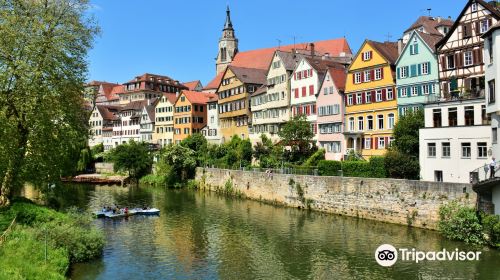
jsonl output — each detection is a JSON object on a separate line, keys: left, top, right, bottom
{"left": 317, "top": 67, "right": 347, "bottom": 160}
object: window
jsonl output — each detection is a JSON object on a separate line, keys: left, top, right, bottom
{"left": 461, "top": 143, "right": 471, "bottom": 158}
{"left": 401, "top": 87, "right": 408, "bottom": 97}
{"left": 366, "top": 91, "right": 372, "bottom": 103}
{"left": 362, "top": 51, "right": 372, "bottom": 61}
{"left": 463, "top": 24, "right": 471, "bottom": 38}
{"left": 442, "top": 142, "right": 451, "bottom": 158}
{"left": 376, "top": 90, "right": 382, "bottom": 102}
{"left": 401, "top": 107, "right": 408, "bottom": 116}
{"left": 488, "top": 37, "right": 494, "bottom": 63}
{"left": 354, "top": 72, "right": 362, "bottom": 84}
{"left": 272, "top": 61, "right": 281, "bottom": 69}
{"left": 410, "top": 42, "right": 419, "bottom": 55}
{"left": 358, "top": 116, "right": 364, "bottom": 131}
{"left": 324, "top": 88, "right": 328, "bottom": 95}
{"left": 400, "top": 66, "right": 408, "bottom": 78}
{"left": 388, "top": 113, "right": 395, "bottom": 129}
{"left": 478, "top": 142, "right": 488, "bottom": 158}
{"left": 378, "top": 137, "right": 385, "bottom": 149}
{"left": 489, "top": 80, "right": 496, "bottom": 104}
{"left": 349, "top": 117, "right": 355, "bottom": 132}
{"left": 447, "top": 55, "right": 455, "bottom": 69}
{"left": 421, "top": 62, "right": 429, "bottom": 75}
{"left": 356, "top": 93, "right": 362, "bottom": 104}
{"left": 464, "top": 51, "right": 473, "bottom": 66}
{"left": 367, "top": 115, "right": 373, "bottom": 130}
{"left": 464, "top": 106, "right": 475, "bottom": 126}
{"left": 480, "top": 19, "right": 490, "bottom": 34}
{"left": 493, "top": 127, "right": 498, "bottom": 144}
{"left": 471, "top": 3, "right": 477, "bottom": 12}
{"left": 364, "top": 70, "right": 371, "bottom": 82}
{"left": 448, "top": 107, "right": 458, "bottom": 126}
{"left": 428, "top": 143, "right": 436, "bottom": 157}
{"left": 377, "top": 114, "right": 384, "bottom": 130}
{"left": 435, "top": 171, "right": 443, "bottom": 182}
{"left": 387, "top": 88, "right": 394, "bottom": 100}
{"left": 375, "top": 68, "right": 382, "bottom": 80}
{"left": 364, "top": 138, "right": 372, "bottom": 149}
{"left": 422, "top": 84, "right": 430, "bottom": 95}
{"left": 347, "top": 94, "right": 353, "bottom": 105}
{"left": 411, "top": 86, "right": 418, "bottom": 96}
{"left": 309, "top": 85, "right": 314, "bottom": 95}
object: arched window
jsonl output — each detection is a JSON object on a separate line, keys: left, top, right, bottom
{"left": 349, "top": 117, "right": 355, "bottom": 132}
{"left": 220, "top": 47, "right": 227, "bottom": 62}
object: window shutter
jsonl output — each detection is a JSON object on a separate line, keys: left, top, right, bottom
{"left": 456, "top": 53, "right": 461, "bottom": 68}
{"left": 294, "top": 73, "right": 296, "bottom": 80}
{"left": 473, "top": 49, "right": 479, "bottom": 65}
{"left": 374, "top": 137, "right": 378, "bottom": 149}
{"left": 478, "top": 47, "right": 483, "bottom": 65}
{"left": 384, "top": 137, "right": 389, "bottom": 148}
{"left": 418, "top": 86, "right": 422, "bottom": 96}
{"left": 417, "top": 64, "right": 422, "bottom": 76}
{"left": 369, "top": 51, "right": 373, "bottom": 59}
{"left": 415, "top": 44, "right": 419, "bottom": 54}
{"left": 382, "top": 89, "right": 387, "bottom": 101}
{"left": 353, "top": 94, "right": 357, "bottom": 105}
{"left": 361, "top": 72, "right": 365, "bottom": 83}
{"left": 352, "top": 73, "right": 356, "bottom": 84}
{"left": 441, "top": 56, "right": 446, "bottom": 71}
{"left": 396, "top": 67, "right": 400, "bottom": 79}
{"left": 410, "top": 64, "right": 417, "bottom": 77}
{"left": 427, "top": 62, "right": 431, "bottom": 74}
{"left": 380, "top": 68, "right": 384, "bottom": 79}
{"left": 488, "top": 18, "right": 493, "bottom": 29}
{"left": 302, "top": 87, "right": 306, "bottom": 97}
{"left": 309, "top": 85, "right": 314, "bottom": 95}
{"left": 397, "top": 88, "right": 401, "bottom": 97}
{"left": 371, "top": 69, "right": 375, "bottom": 79}
{"left": 362, "top": 92, "right": 366, "bottom": 104}
{"left": 475, "top": 21, "right": 480, "bottom": 35}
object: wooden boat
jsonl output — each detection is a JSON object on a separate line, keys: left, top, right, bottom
{"left": 131, "top": 208, "right": 160, "bottom": 215}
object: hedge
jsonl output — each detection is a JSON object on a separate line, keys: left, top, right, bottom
{"left": 317, "top": 160, "right": 342, "bottom": 176}
{"left": 317, "top": 157, "right": 387, "bottom": 178}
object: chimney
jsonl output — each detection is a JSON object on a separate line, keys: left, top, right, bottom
{"left": 176, "top": 91, "right": 179, "bottom": 98}
{"left": 397, "top": 38, "right": 403, "bottom": 55}
{"left": 437, "top": 16, "right": 442, "bottom": 23}
{"left": 309, "top": 43, "right": 315, "bottom": 56}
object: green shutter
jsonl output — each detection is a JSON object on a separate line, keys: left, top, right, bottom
{"left": 415, "top": 44, "right": 419, "bottom": 54}
{"left": 410, "top": 65, "right": 417, "bottom": 77}
{"left": 397, "top": 67, "right": 401, "bottom": 79}
{"left": 417, "top": 64, "right": 422, "bottom": 76}
{"left": 418, "top": 85, "right": 422, "bottom": 96}
{"left": 427, "top": 62, "right": 431, "bottom": 74}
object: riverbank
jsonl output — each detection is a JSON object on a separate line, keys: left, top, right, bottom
{"left": 0, "top": 199, "right": 105, "bottom": 279}
{"left": 195, "top": 167, "right": 476, "bottom": 230}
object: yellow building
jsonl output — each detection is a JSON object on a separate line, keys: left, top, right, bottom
{"left": 216, "top": 65, "right": 267, "bottom": 142}
{"left": 153, "top": 93, "right": 177, "bottom": 147}
{"left": 344, "top": 40, "right": 399, "bottom": 158}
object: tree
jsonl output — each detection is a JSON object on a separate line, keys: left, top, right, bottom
{"left": 180, "top": 133, "right": 208, "bottom": 166}
{"left": 384, "top": 109, "right": 424, "bottom": 180}
{"left": 0, "top": 0, "right": 99, "bottom": 206}
{"left": 278, "top": 114, "right": 315, "bottom": 163}
{"left": 391, "top": 109, "right": 424, "bottom": 157}
{"left": 108, "top": 141, "right": 153, "bottom": 179}
{"left": 157, "top": 144, "right": 197, "bottom": 182}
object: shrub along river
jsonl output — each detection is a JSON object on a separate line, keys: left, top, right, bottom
{"left": 32, "top": 184, "right": 500, "bottom": 279}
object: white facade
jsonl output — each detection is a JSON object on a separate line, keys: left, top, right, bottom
{"left": 202, "top": 100, "right": 221, "bottom": 144}
{"left": 290, "top": 58, "right": 321, "bottom": 139}
{"left": 112, "top": 106, "right": 142, "bottom": 147}
{"left": 88, "top": 107, "right": 103, "bottom": 147}
{"left": 140, "top": 106, "right": 155, "bottom": 143}
{"left": 484, "top": 25, "right": 500, "bottom": 159}
{"left": 420, "top": 98, "right": 491, "bottom": 183}
{"left": 493, "top": 187, "right": 500, "bottom": 215}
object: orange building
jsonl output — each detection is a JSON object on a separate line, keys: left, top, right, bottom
{"left": 173, "top": 91, "right": 216, "bottom": 143}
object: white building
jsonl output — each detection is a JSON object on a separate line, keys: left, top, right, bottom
{"left": 140, "top": 99, "right": 159, "bottom": 143}
{"left": 484, "top": 22, "right": 500, "bottom": 158}
{"left": 420, "top": 98, "right": 491, "bottom": 183}
{"left": 201, "top": 95, "right": 221, "bottom": 144}
{"left": 112, "top": 100, "right": 146, "bottom": 146}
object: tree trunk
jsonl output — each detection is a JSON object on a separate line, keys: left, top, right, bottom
{"left": 0, "top": 167, "right": 13, "bottom": 207}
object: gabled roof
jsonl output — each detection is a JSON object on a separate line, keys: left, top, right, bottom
{"left": 302, "top": 56, "right": 346, "bottom": 91}
{"left": 144, "top": 99, "right": 160, "bottom": 121}
{"left": 179, "top": 91, "right": 217, "bottom": 105}
{"left": 162, "top": 93, "right": 178, "bottom": 104}
{"left": 252, "top": 85, "right": 267, "bottom": 96}
{"left": 276, "top": 50, "right": 304, "bottom": 71}
{"left": 395, "top": 31, "right": 443, "bottom": 65}
{"left": 328, "top": 67, "right": 347, "bottom": 92}
{"left": 183, "top": 80, "right": 202, "bottom": 91}
{"left": 122, "top": 100, "right": 148, "bottom": 111}
{"left": 204, "top": 71, "right": 225, "bottom": 90}
{"left": 96, "top": 105, "right": 120, "bottom": 121}
{"left": 368, "top": 40, "right": 399, "bottom": 65}
{"left": 228, "top": 65, "right": 267, "bottom": 85}
{"left": 436, "top": 0, "right": 500, "bottom": 49}
{"left": 404, "top": 16, "right": 454, "bottom": 36}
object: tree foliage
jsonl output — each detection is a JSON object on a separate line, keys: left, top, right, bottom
{"left": 108, "top": 141, "right": 153, "bottom": 179}
{"left": 0, "top": 0, "right": 99, "bottom": 206}
{"left": 157, "top": 144, "right": 197, "bottom": 183}
{"left": 180, "top": 133, "right": 208, "bottom": 166}
{"left": 278, "top": 114, "right": 315, "bottom": 163}
{"left": 253, "top": 134, "right": 283, "bottom": 168}
{"left": 392, "top": 109, "right": 424, "bottom": 157}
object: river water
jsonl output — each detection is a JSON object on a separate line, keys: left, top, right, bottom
{"left": 44, "top": 184, "right": 500, "bottom": 280}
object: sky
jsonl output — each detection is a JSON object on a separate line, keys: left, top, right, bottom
{"left": 87, "top": 0, "right": 466, "bottom": 86}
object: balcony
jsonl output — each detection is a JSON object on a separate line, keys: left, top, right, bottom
{"left": 428, "top": 87, "right": 485, "bottom": 103}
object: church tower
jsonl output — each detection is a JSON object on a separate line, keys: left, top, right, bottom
{"left": 216, "top": 6, "right": 238, "bottom": 75}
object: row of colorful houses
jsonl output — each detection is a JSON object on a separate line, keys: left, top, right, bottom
{"left": 88, "top": 0, "right": 500, "bottom": 187}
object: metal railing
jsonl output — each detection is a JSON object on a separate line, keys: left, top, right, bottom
{"left": 203, "top": 165, "right": 320, "bottom": 176}
{"left": 470, "top": 164, "right": 500, "bottom": 184}
{"left": 0, "top": 216, "right": 16, "bottom": 246}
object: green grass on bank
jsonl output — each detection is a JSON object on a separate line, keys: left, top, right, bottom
{"left": 0, "top": 198, "right": 105, "bottom": 279}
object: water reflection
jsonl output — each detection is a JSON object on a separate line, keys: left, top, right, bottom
{"left": 64, "top": 185, "right": 500, "bottom": 280}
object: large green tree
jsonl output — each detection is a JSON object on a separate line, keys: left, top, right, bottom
{"left": 108, "top": 141, "right": 153, "bottom": 179}
{"left": 180, "top": 133, "right": 208, "bottom": 166}
{"left": 0, "top": 0, "right": 99, "bottom": 206}
{"left": 278, "top": 114, "right": 315, "bottom": 163}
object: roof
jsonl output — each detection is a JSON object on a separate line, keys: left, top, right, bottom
{"left": 182, "top": 80, "right": 202, "bottom": 91}
{"left": 228, "top": 65, "right": 267, "bottom": 85}
{"left": 437, "top": 0, "right": 500, "bottom": 49}
{"left": 87, "top": 81, "right": 117, "bottom": 87}
{"left": 482, "top": 21, "right": 500, "bottom": 37}
{"left": 328, "top": 67, "right": 347, "bottom": 92}
{"left": 275, "top": 50, "right": 308, "bottom": 71}
{"left": 416, "top": 31, "right": 443, "bottom": 52}
{"left": 253, "top": 85, "right": 267, "bottom": 96}
{"left": 207, "top": 94, "right": 218, "bottom": 103}
{"left": 122, "top": 100, "right": 148, "bottom": 111}
{"left": 303, "top": 56, "right": 346, "bottom": 89}
{"left": 145, "top": 99, "right": 159, "bottom": 121}
{"left": 404, "top": 16, "right": 454, "bottom": 36}
{"left": 162, "top": 93, "right": 178, "bottom": 104}
{"left": 368, "top": 40, "right": 399, "bottom": 64}
{"left": 96, "top": 105, "right": 120, "bottom": 121}
{"left": 230, "top": 38, "right": 351, "bottom": 70}
{"left": 204, "top": 71, "right": 225, "bottom": 90}
{"left": 180, "top": 91, "right": 217, "bottom": 105}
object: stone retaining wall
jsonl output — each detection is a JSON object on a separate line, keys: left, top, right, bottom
{"left": 195, "top": 168, "right": 476, "bottom": 230}
{"left": 95, "top": 163, "right": 114, "bottom": 174}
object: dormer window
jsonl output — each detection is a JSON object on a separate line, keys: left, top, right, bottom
{"left": 362, "top": 51, "right": 372, "bottom": 61}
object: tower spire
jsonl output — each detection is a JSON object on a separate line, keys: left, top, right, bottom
{"left": 224, "top": 6, "right": 233, "bottom": 30}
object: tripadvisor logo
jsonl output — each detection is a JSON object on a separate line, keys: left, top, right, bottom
{"left": 375, "top": 244, "right": 482, "bottom": 267}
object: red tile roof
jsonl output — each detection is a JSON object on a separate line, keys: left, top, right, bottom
{"left": 368, "top": 40, "right": 399, "bottom": 65}
{"left": 182, "top": 80, "right": 202, "bottom": 91}
{"left": 180, "top": 91, "right": 217, "bottom": 105}
{"left": 415, "top": 31, "right": 443, "bottom": 52}
{"left": 328, "top": 67, "right": 347, "bottom": 92}
{"left": 162, "top": 93, "right": 178, "bottom": 104}
{"left": 96, "top": 105, "right": 120, "bottom": 121}
{"left": 404, "top": 16, "right": 454, "bottom": 36}
{"left": 204, "top": 71, "right": 225, "bottom": 90}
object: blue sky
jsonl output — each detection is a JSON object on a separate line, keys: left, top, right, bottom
{"left": 87, "top": 0, "right": 465, "bottom": 86}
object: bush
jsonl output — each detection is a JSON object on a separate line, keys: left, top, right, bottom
{"left": 302, "top": 149, "right": 325, "bottom": 167}
{"left": 317, "top": 160, "right": 342, "bottom": 176}
{"left": 438, "top": 202, "right": 483, "bottom": 244}
{"left": 342, "top": 161, "right": 372, "bottom": 177}
{"left": 369, "top": 156, "right": 387, "bottom": 178}
{"left": 384, "top": 149, "right": 420, "bottom": 180}
{"left": 482, "top": 214, "right": 500, "bottom": 248}
{"left": 140, "top": 174, "right": 167, "bottom": 187}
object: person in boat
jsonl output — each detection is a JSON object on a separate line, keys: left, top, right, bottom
{"left": 124, "top": 207, "right": 128, "bottom": 214}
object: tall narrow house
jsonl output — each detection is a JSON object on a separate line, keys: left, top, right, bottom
{"left": 344, "top": 40, "right": 399, "bottom": 159}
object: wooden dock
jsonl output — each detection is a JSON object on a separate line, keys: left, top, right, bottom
{"left": 62, "top": 174, "right": 129, "bottom": 186}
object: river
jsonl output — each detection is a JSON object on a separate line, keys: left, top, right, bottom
{"left": 39, "top": 184, "right": 500, "bottom": 279}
